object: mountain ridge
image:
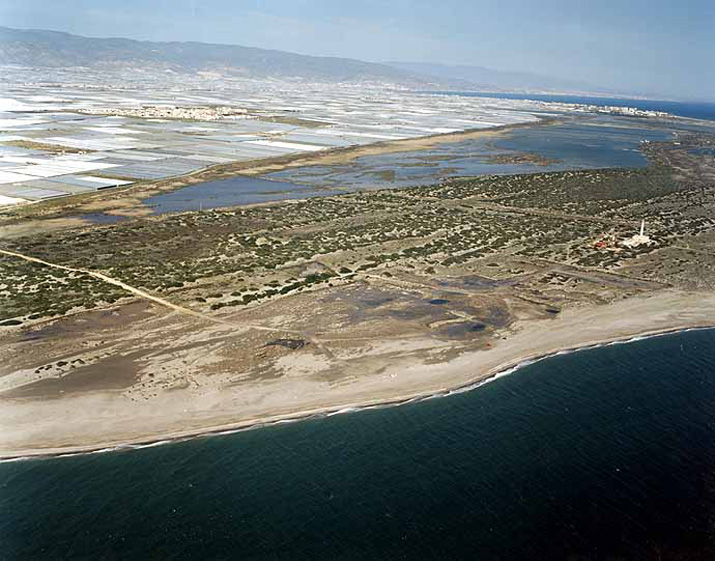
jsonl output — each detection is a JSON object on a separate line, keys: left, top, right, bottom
{"left": 1, "top": 26, "right": 603, "bottom": 94}
{"left": 0, "top": 26, "right": 429, "bottom": 85}
{"left": 386, "top": 61, "right": 601, "bottom": 94}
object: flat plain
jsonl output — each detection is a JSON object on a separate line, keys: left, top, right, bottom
{"left": 1, "top": 76, "right": 715, "bottom": 458}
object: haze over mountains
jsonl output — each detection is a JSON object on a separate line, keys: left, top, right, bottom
{"left": 387, "top": 61, "right": 596, "bottom": 94}
{"left": 0, "top": 26, "right": 596, "bottom": 94}
{"left": 0, "top": 27, "right": 424, "bottom": 84}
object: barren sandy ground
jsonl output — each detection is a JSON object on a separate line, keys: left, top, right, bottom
{"left": 2, "top": 117, "right": 713, "bottom": 460}
{"left": 1, "top": 289, "right": 713, "bottom": 460}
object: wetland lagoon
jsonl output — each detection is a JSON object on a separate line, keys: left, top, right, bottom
{"left": 142, "top": 176, "right": 344, "bottom": 215}
{"left": 118, "top": 114, "right": 680, "bottom": 217}
{"left": 265, "top": 116, "right": 676, "bottom": 191}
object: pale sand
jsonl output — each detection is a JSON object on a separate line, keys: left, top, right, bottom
{"left": 1, "top": 289, "right": 714, "bottom": 460}
{"left": 235, "top": 125, "right": 521, "bottom": 176}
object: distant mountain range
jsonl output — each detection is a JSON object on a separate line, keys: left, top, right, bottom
{"left": 0, "top": 27, "right": 427, "bottom": 85}
{"left": 0, "top": 26, "right": 599, "bottom": 94}
{"left": 386, "top": 61, "right": 599, "bottom": 94}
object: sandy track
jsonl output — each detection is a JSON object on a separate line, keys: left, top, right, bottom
{"left": 1, "top": 248, "right": 232, "bottom": 325}
{"left": 2, "top": 289, "right": 715, "bottom": 460}
{"left": 0, "top": 249, "right": 316, "bottom": 340}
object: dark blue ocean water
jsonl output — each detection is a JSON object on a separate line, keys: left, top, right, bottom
{"left": 428, "top": 91, "right": 715, "bottom": 122}
{"left": 2, "top": 329, "right": 715, "bottom": 560}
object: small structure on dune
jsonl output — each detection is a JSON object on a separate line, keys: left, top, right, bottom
{"left": 593, "top": 230, "right": 616, "bottom": 249}
{"left": 593, "top": 230, "right": 619, "bottom": 250}
{"left": 621, "top": 220, "right": 653, "bottom": 248}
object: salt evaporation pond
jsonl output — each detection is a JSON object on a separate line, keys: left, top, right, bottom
{"left": 142, "top": 176, "right": 344, "bottom": 214}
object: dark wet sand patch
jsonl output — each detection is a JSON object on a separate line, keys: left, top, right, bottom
{"left": 4, "top": 351, "right": 144, "bottom": 399}
{"left": 439, "top": 321, "right": 489, "bottom": 340}
{"left": 18, "top": 302, "right": 154, "bottom": 343}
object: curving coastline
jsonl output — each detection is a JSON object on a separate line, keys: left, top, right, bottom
{"left": 2, "top": 291, "right": 714, "bottom": 462}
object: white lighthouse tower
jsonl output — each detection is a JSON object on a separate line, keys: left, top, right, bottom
{"left": 621, "top": 220, "right": 652, "bottom": 248}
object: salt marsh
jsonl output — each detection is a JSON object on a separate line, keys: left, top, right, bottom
{"left": 266, "top": 116, "right": 675, "bottom": 190}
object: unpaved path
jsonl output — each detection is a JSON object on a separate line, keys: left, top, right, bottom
{"left": 0, "top": 249, "right": 321, "bottom": 341}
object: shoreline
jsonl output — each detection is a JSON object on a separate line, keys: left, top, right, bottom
{"left": 1, "top": 114, "right": 713, "bottom": 462}
{"left": 1, "top": 117, "right": 556, "bottom": 224}
{"left": 3, "top": 320, "right": 713, "bottom": 463}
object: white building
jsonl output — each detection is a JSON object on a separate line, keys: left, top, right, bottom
{"left": 621, "top": 220, "right": 653, "bottom": 248}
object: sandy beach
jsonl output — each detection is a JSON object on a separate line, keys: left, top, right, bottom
{"left": 2, "top": 113, "right": 714, "bottom": 462}
{"left": 2, "top": 289, "right": 714, "bottom": 460}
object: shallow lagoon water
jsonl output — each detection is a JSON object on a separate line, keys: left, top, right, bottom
{"left": 70, "top": 212, "right": 130, "bottom": 225}
{"left": 266, "top": 116, "right": 673, "bottom": 190}
{"left": 142, "top": 176, "right": 344, "bottom": 214}
{"left": 3, "top": 329, "right": 715, "bottom": 559}
{"left": 138, "top": 115, "right": 680, "bottom": 209}
{"left": 495, "top": 119, "right": 671, "bottom": 167}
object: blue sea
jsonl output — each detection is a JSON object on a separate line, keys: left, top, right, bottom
{"left": 2, "top": 329, "right": 715, "bottom": 559}
{"left": 428, "top": 91, "right": 715, "bottom": 122}
{"left": 125, "top": 94, "right": 715, "bottom": 212}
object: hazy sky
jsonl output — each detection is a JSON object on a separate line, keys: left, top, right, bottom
{"left": 2, "top": 0, "right": 714, "bottom": 100}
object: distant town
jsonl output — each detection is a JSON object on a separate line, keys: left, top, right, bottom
{"left": 567, "top": 104, "right": 670, "bottom": 118}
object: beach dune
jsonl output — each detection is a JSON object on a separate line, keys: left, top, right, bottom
{"left": 1, "top": 289, "right": 714, "bottom": 460}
